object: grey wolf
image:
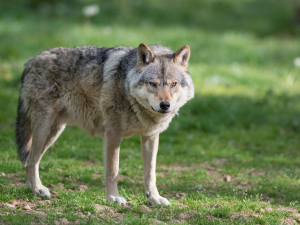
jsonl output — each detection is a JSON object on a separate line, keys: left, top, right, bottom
{"left": 16, "top": 43, "right": 194, "bottom": 206}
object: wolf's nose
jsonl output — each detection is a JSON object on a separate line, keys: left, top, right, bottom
{"left": 160, "top": 101, "right": 170, "bottom": 110}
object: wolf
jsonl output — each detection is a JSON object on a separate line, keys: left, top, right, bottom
{"left": 16, "top": 43, "right": 194, "bottom": 206}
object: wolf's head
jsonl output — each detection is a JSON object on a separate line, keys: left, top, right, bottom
{"left": 128, "top": 43, "right": 194, "bottom": 116}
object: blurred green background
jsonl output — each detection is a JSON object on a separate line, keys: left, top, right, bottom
{"left": 1, "top": 0, "right": 300, "bottom": 61}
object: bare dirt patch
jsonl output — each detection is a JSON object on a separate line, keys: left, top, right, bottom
{"left": 140, "top": 205, "right": 151, "bottom": 212}
{"left": 247, "top": 168, "right": 265, "bottom": 177}
{"left": 205, "top": 204, "right": 224, "bottom": 209}
{"left": 157, "top": 159, "right": 226, "bottom": 173}
{"left": 85, "top": 160, "right": 97, "bottom": 167}
{"left": 118, "top": 175, "right": 141, "bottom": 185}
{"left": 92, "top": 173, "right": 101, "bottom": 179}
{"left": 261, "top": 194, "right": 274, "bottom": 202}
{"left": 2, "top": 173, "right": 27, "bottom": 187}
{"left": 175, "top": 212, "right": 194, "bottom": 220}
{"left": 77, "top": 185, "right": 89, "bottom": 191}
{"left": 1, "top": 199, "right": 37, "bottom": 211}
{"left": 150, "top": 219, "right": 166, "bottom": 224}
{"left": 54, "top": 217, "right": 69, "bottom": 225}
{"left": 0, "top": 197, "right": 56, "bottom": 220}
{"left": 93, "top": 204, "right": 125, "bottom": 219}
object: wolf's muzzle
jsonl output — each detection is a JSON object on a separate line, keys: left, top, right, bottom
{"left": 160, "top": 101, "right": 170, "bottom": 110}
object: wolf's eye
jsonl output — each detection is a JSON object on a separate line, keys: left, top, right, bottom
{"left": 171, "top": 82, "right": 177, "bottom": 87}
{"left": 149, "top": 82, "right": 156, "bottom": 87}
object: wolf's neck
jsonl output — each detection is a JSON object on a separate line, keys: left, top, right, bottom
{"left": 126, "top": 93, "right": 175, "bottom": 135}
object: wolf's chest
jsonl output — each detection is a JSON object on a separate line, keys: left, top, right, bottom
{"left": 91, "top": 110, "right": 172, "bottom": 138}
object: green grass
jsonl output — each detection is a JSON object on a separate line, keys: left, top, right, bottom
{"left": 1, "top": 0, "right": 300, "bottom": 224}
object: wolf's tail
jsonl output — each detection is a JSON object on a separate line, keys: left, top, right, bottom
{"left": 16, "top": 71, "right": 32, "bottom": 166}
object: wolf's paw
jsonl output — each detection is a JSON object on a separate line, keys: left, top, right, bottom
{"left": 106, "top": 195, "right": 127, "bottom": 205}
{"left": 33, "top": 185, "right": 51, "bottom": 198}
{"left": 148, "top": 195, "right": 170, "bottom": 206}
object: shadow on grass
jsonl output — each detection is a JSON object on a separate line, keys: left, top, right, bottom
{"left": 158, "top": 93, "right": 300, "bottom": 165}
{"left": 180, "top": 93, "right": 300, "bottom": 134}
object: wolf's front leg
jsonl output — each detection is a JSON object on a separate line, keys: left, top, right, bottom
{"left": 104, "top": 129, "right": 126, "bottom": 205}
{"left": 141, "top": 134, "right": 170, "bottom": 206}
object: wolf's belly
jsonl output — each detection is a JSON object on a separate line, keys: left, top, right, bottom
{"left": 59, "top": 108, "right": 143, "bottom": 138}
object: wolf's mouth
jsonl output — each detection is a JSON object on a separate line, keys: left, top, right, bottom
{"left": 159, "top": 110, "right": 169, "bottom": 114}
{"left": 151, "top": 106, "right": 169, "bottom": 114}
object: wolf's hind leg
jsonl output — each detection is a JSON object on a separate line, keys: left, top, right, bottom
{"left": 26, "top": 119, "right": 65, "bottom": 198}
{"left": 26, "top": 126, "right": 51, "bottom": 197}
{"left": 43, "top": 123, "right": 66, "bottom": 152}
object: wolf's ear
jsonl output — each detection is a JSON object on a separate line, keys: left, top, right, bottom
{"left": 174, "top": 45, "right": 190, "bottom": 68}
{"left": 137, "top": 43, "right": 155, "bottom": 67}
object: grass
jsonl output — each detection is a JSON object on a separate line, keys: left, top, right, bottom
{"left": 1, "top": 0, "right": 300, "bottom": 224}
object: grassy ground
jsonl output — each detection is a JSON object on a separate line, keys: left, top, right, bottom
{"left": 1, "top": 0, "right": 300, "bottom": 224}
